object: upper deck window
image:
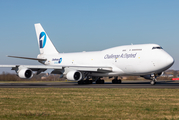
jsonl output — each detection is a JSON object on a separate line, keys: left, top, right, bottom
{"left": 132, "top": 49, "right": 142, "bottom": 51}
{"left": 152, "top": 46, "right": 163, "bottom": 49}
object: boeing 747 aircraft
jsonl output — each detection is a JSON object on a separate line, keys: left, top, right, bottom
{"left": 0, "top": 23, "right": 174, "bottom": 85}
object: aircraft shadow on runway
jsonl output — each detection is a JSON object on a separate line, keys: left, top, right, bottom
{"left": 0, "top": 81, "right": 178, "bottom": 87}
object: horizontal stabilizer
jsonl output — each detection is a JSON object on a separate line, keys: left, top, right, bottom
{"left": 8, "top": 56, "right": 47, "bottom": 61}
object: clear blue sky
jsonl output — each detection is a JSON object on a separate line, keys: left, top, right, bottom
{"left": 0, "top": 0, "right": 179, "bottom": 73}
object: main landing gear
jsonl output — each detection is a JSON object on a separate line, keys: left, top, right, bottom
{"left": 77, "top": 76, "right": 122, "bottom": 85}
{"left": 78, "top": 79, "right": 93, "bottom": 84}
{"left": 78, "top": 73, "right": 93, "bottom": 84}
{"left": 112, "top": 77, "right": 122, "bottom": 84}
{"left": 77, "top": 77, "right": 105, "bottom": 85}
{"left": 95, "top": 78, "right": 104, "bottom": 84}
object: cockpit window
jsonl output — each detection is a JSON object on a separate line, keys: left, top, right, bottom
{"left": 152, "top": 46, "right": 163, "bottom": 49}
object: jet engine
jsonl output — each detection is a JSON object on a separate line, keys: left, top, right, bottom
{"left": 17, "top": 68, "right": 33, "bottom": 79}
{"left": 66, "top": 70, "right": 82, "bottom": 81}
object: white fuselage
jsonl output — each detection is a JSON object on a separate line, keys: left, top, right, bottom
{"left": 38, "top": 44, "right": 174, "bottom": 77}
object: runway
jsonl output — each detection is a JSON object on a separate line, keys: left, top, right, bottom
{"left": 0, "top": 80, "right": 179, "bottom": 88}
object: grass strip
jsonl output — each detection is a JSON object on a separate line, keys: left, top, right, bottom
{"left": 0, "top": 88, "right": 179, "bottom": 120}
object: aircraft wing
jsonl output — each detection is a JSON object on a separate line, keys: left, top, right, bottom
{"left": 3, "top": 55, "right": 112, "bottom": 72}
{"left": 0, "top": 65, "right": 112, "bottom": 72}
{"left": 3, "top": 56, "right": 112, "bottom": 72}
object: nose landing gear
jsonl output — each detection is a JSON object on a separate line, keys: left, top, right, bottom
{"left": 150, "top": 74, "right": 157, "bottom": 85}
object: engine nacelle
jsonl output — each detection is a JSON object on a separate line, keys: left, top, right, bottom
{"left": 66, "top": 70, "right": 82, "bottom": 81}
{"left": 17, "top": 68, "right": 33, "bottom": 79}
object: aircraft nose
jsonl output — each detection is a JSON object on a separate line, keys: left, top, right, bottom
{"left": 166, "top": 56, "right": 174, "bottom": 66}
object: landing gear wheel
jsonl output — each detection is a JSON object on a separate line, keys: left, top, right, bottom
{"left": 86, "top": 80, "right": 93, "bottom": 84}
{"left": 85, "top": 80, "right": 90, "bottom": 84}
{"left": 150, "top": 80, "right": 156, "bottom": 85}
{"left": 78, "top": 80, "right": 93, "bottom": 84}
{"left": 150, "top": 74, "right": 157, "bottom": 85}
{"left": 78, "top": 80, "right": 84, "bottom": 85}
{"left": 89, "top": 80, "right": 93, "bottom": 84}
{"left": 112, "top": 79, "right": 116, "bottom": 84}
{"left": 96, "top": 79, "right": 104, "bottom": 84}
{"left": 112, "top": 79, "right": 121, "bottom": 84}
{"left": 118, "top": 80, "right": 121, "bottom": 84}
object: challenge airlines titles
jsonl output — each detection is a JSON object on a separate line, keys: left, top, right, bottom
{"left": 104, "top": 53, "right": 137, "bottom": 59}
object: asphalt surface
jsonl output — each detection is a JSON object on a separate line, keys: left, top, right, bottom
{"left": 0, "top": 80, "right": 179, "bottom": 88}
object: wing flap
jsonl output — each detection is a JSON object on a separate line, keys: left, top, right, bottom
{"left": 65, "top": 66, "right": 112, "bottom": 72}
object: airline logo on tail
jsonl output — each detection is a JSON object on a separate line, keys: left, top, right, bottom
{"left": 39, "top": 32, "right": 46, "bottom": 48}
